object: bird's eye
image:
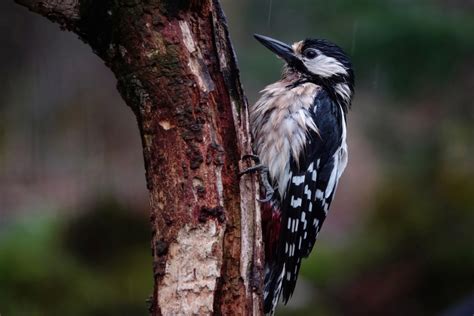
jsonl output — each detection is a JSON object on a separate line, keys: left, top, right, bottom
{"left": 304, "top": 49, "right": 318, "bottom": 59}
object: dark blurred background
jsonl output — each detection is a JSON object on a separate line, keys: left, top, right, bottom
{"left": 1, "top": 1, "right": 473, "bottom": 315}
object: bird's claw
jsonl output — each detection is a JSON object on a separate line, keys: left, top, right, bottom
{"left": 241, "top": 154, "right": 261, "bottom": 164}
{"left": 258, "top": 169, "right": 275, "bottom": 202}
{"left": 257, "top": 192, "right": 273, "bottom": 203}
{"left": 239, "top": 154, "right": 275, "bottom": 202}
{"left": 239, "top": 164, "right": 267, "bottom": 177}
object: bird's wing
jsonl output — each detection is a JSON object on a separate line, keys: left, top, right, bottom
{"left": 278, "top": 89, "right": 347, "bottom": 302}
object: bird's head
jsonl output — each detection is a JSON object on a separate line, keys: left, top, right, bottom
{"left": 254, "top": 34, "right": 355, "bottom": 111}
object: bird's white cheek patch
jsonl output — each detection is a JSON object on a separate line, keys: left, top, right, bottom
{"left": 305, "top": 55, "right": 348, "bottom": 77}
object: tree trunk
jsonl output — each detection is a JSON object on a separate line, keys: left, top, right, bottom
{"left": 15, "top": 0, "right": 263, "bottom": 315}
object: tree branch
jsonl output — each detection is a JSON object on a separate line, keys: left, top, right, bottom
{"left": 16, "top": 0, "right": 80, "bottom": 28}
{"left": 15, "top": 0, "right": 263, "bottom": 314}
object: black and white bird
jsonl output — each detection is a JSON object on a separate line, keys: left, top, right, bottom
{"left": 248, "top": 34, "right": 355, "bottom": 314}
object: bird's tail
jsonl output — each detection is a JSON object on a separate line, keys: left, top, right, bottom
{"left": 263, "top": 261, "right": 285, "bottom": 315}
{"left": 261, "top": 197, "right": 284, "bottom": 314}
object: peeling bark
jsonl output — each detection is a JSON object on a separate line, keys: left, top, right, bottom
{"left": 15, "top": 0, "right": 263, "bottom": 315}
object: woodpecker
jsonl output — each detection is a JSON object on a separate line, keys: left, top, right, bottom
{"left": 247, "top": 34, "right": 355, "bottom": 314}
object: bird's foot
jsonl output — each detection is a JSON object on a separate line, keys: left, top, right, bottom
{"left": 239, "top": 163, "right": 267, "bottom": 176}
{"left": 239, "top": 154, "right": 275, "bottom": 202}
{"left": 257, "top": 167, "right": 275, "bottom": 202}
{"left": 239, "top": 153, "right": 263, "bottom": 176}
{"left": 241, "top": 154, "right": 261, "bottom": 164}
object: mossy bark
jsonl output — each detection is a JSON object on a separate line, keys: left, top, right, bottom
{"left": 15, "top": 0, "right": 263, "bottom": 314}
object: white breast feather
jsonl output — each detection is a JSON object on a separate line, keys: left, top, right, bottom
{"left": 250, "top": 82, "right": 320, "bottom": 197}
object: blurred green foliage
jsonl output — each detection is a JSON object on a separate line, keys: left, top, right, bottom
{"left": 290, "top": 167, "right": 474, "bottom": 315}
{"left": 0, "top": 199, "right": 152, "bottom": 316}
{"left": 236, "top": 0, "right": 474, "bottom": 98}
{"left": 226, "top": 0, "right": 474, "bottom": 314}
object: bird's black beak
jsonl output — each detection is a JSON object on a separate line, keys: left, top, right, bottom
{"left": 254, "top": 34, "right": 297, "bottom": 65}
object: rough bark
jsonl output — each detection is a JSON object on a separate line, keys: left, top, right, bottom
{"left": 15, "top": 0, "right": 263, "bottom": 315}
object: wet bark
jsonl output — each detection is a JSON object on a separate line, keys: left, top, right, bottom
{"left": 15, "top": 0, "right": 263, "bottom": 315}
